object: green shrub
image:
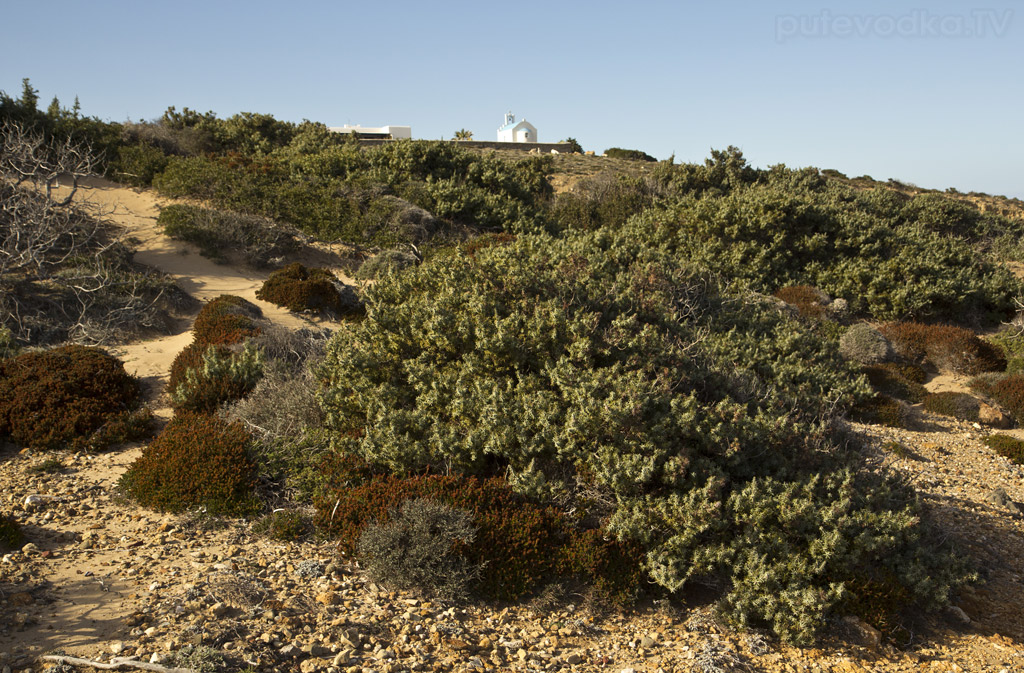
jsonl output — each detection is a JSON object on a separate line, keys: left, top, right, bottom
{"left": 880, "top": 322, "right": 1006, "bottom": 375}
{"left": 603, "top": 147, "right": 656, "bottom": 162}
{"left": 0, "top": 346, "right": 149, "bottom": 450}
{"left": 318, "top": 233, "right": 969, "bottom": 643}
{"left": 158, "top": 204, "right": 298, "bottom": 267}
{"left": 839, "top": 324, "right": 892, "bottom": 365}
{"left": 0, "top": 514, "right": 23, "bottom": 551}
{"left": 862, "top": 363, "right": 928, "bottom": 403}
{"left": 617, "top": 176, "right": 1023, "bottom": 324}
{"left": 970, "top": 373, "right": 1024, "bottom": 422}
{"left": 983, "top": 434, "right": 1024, "bottom": 464}
{"left": 112, "top": 144, "right": 169, "bottom": 187}
{"left": 170, "top": 342, "right": 264, "bottom": 413}
{"left": 987, "top": 328, "right": 1024, "bottom": 374}
{"left": 358, "top": 498, "right": 480, "bottom": 601}
{"left": 354, "top": 248, "right": 420, "bottom": 280}
{"left": 191, "top": 295, "right": 262, "bottom": 346}
{"left": 0, "top": 325, "right": 21, "bottom": 360}
{"left": 119, "top": 412, "right": 258, "bottom": 515}
{"left": 256, "top": 263, "right": 361, "bottom": 316}
{"left": 252, "top": 509, "right": 312, "bottom": 541}
{"left": 922, "top": 392, "right": 980, "bottom": 421}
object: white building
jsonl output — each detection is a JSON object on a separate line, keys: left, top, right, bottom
{"left": 328, "top": 125, "right": 412, "bottom": 140}
{"left": 496, "top": 111, "right": 536, "bottom": 143}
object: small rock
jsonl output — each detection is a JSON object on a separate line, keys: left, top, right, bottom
{"left": 565, "top": 653, "right": 582, "bottom": 665}
{"left": 979, "top": 404, "right": 1013, "bottom": 429}
{"left": 280, "top": 643, "right": 301, "bottom": 658}
{"left": 20, "top": 543, "right": 38, "bottom": 556}
{"left": 840, "top": 615, "right": 881, "bottom": 650}
{"left": 985, "top": 487, "right": 1021, "bottom": 513}
{"left": 640, "top": 635, "right": 656, "bottom": 648}
{"left": 109, "top": 641, "right": 126, "bottom": 655}
{"left": 210, "top": 602, "right": 230, "bottom": 617}
{"left": 945, "top": 605, "right": 972, "bottom": 625}
{"left": 317, "top": 591, "right": 340, "bottom": 606}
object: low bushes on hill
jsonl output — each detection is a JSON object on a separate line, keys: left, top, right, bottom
{"left": 983, "top": 434, "right": 1024, "bottom": 464}
{"left": 922, "top": 392, "right": 981, "bottom": 421}
{"left": 603, "top": 147, "right": 656, "bottom": 162}
{"left": 256, "top": 263, "right": 362, "bottom": 317}
{"left": 159, "top": 204, "right": 299, "bottom": 267}
{"left": 880, "top": 322, "right": 1006, "bottom": 375}
{"left": 0, "top": 346, "right": 150, "bottom": 450}
{"left": 119, "top": 412, "right": 258, "bottom": 515}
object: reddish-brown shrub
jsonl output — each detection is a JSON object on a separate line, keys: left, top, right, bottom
{"left": 314, "top": 457, "right": 641, "bottom": 602}
{"left": 256, "top": 263, "right": 361, "bottom": 316}
{"left": 191, "top": 295, "right": 262, "bottom": 346}
{"left": 922, "top": 392, "right": 980, "bottom": 422}
{"left": 970, "top": 373, "right": 1024, "bottom": 422}
{"left": 773, "top": 285, "right": 829, "bottom": 319}
{"left": 0, "top": 346, "right": 148, "bottom": 450}
{"left": 119, "top": 412, "right": 257, "bottom": 515}
{"left": 880, "top": 322, "right": 1006, "bottom": 375}
{"left": 463, "top": 232, "right": 517, "bottom": 259}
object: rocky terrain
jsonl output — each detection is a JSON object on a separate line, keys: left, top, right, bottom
{"left": 3, "top": 181, "right": 1024, "bottom": 673}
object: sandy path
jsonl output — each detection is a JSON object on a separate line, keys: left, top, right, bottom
{"left": 57, "top": 177, "right": 349, "bottom": 401}
{"left": 0, "top": 178, "right": 352, "bottom": 662}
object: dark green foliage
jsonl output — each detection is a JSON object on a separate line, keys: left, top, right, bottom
{"left": 881, "top": 441, "right": 911, "bottom": 459}
{"left": 550, "top": 174, "right": 654, "bottom": 231}
{"left": 112, "top": 144, "right": 169, "bottom": 187}
{"left": 0, "top": 514, "right": 24, "bottom": 551}
{"left": 252, "top": 509, "right": 312, "bottom": 541}
{"left": 256, "top": 263, "right": 361, "bottom": 316}
{"left": 119, "top": 412, "right": 258, "bottom": 515}
{"left": 561, "top": 138, "right": 583, "bottom": 154}
{"left": 850, "top": 395, "right": 909, "bottom": 428}
{"left": 621, "top": 158, "right": 1024, "bottom": 323}
{"left": 159, "top": 204, "right": 298, "bottom": 267}
{"left": 863, "top": 363, "right": 928, "bottom": 403}
{"left": 318, "top": 234, "right": 969, "bottom": 643}
{"left": 357, "top": 498, "right": 480, "bottom": 600}
{"left": 970, "top": 373, "right": 1024, "bottom": 422}
{"left": 987, "top": 328, "right": 1024, "bottom": 374}
{"left": 604, "top": 147, "right": 656, "bottom": 162}
{"left": 0, "top": 346, "right": 148, "bottom": 450}
{"left": 880, "top": 322, "right": 1007, "bottom": 375}
{"left": 922, "top": 392, "right": 981, "bottom": 422}
{"left": 983, "top": 434, "right": 1024, "bottom": 464}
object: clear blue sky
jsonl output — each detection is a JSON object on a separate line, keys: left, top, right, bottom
{"left": 3, "top": 0, "right": 1021, "bottom": 198}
